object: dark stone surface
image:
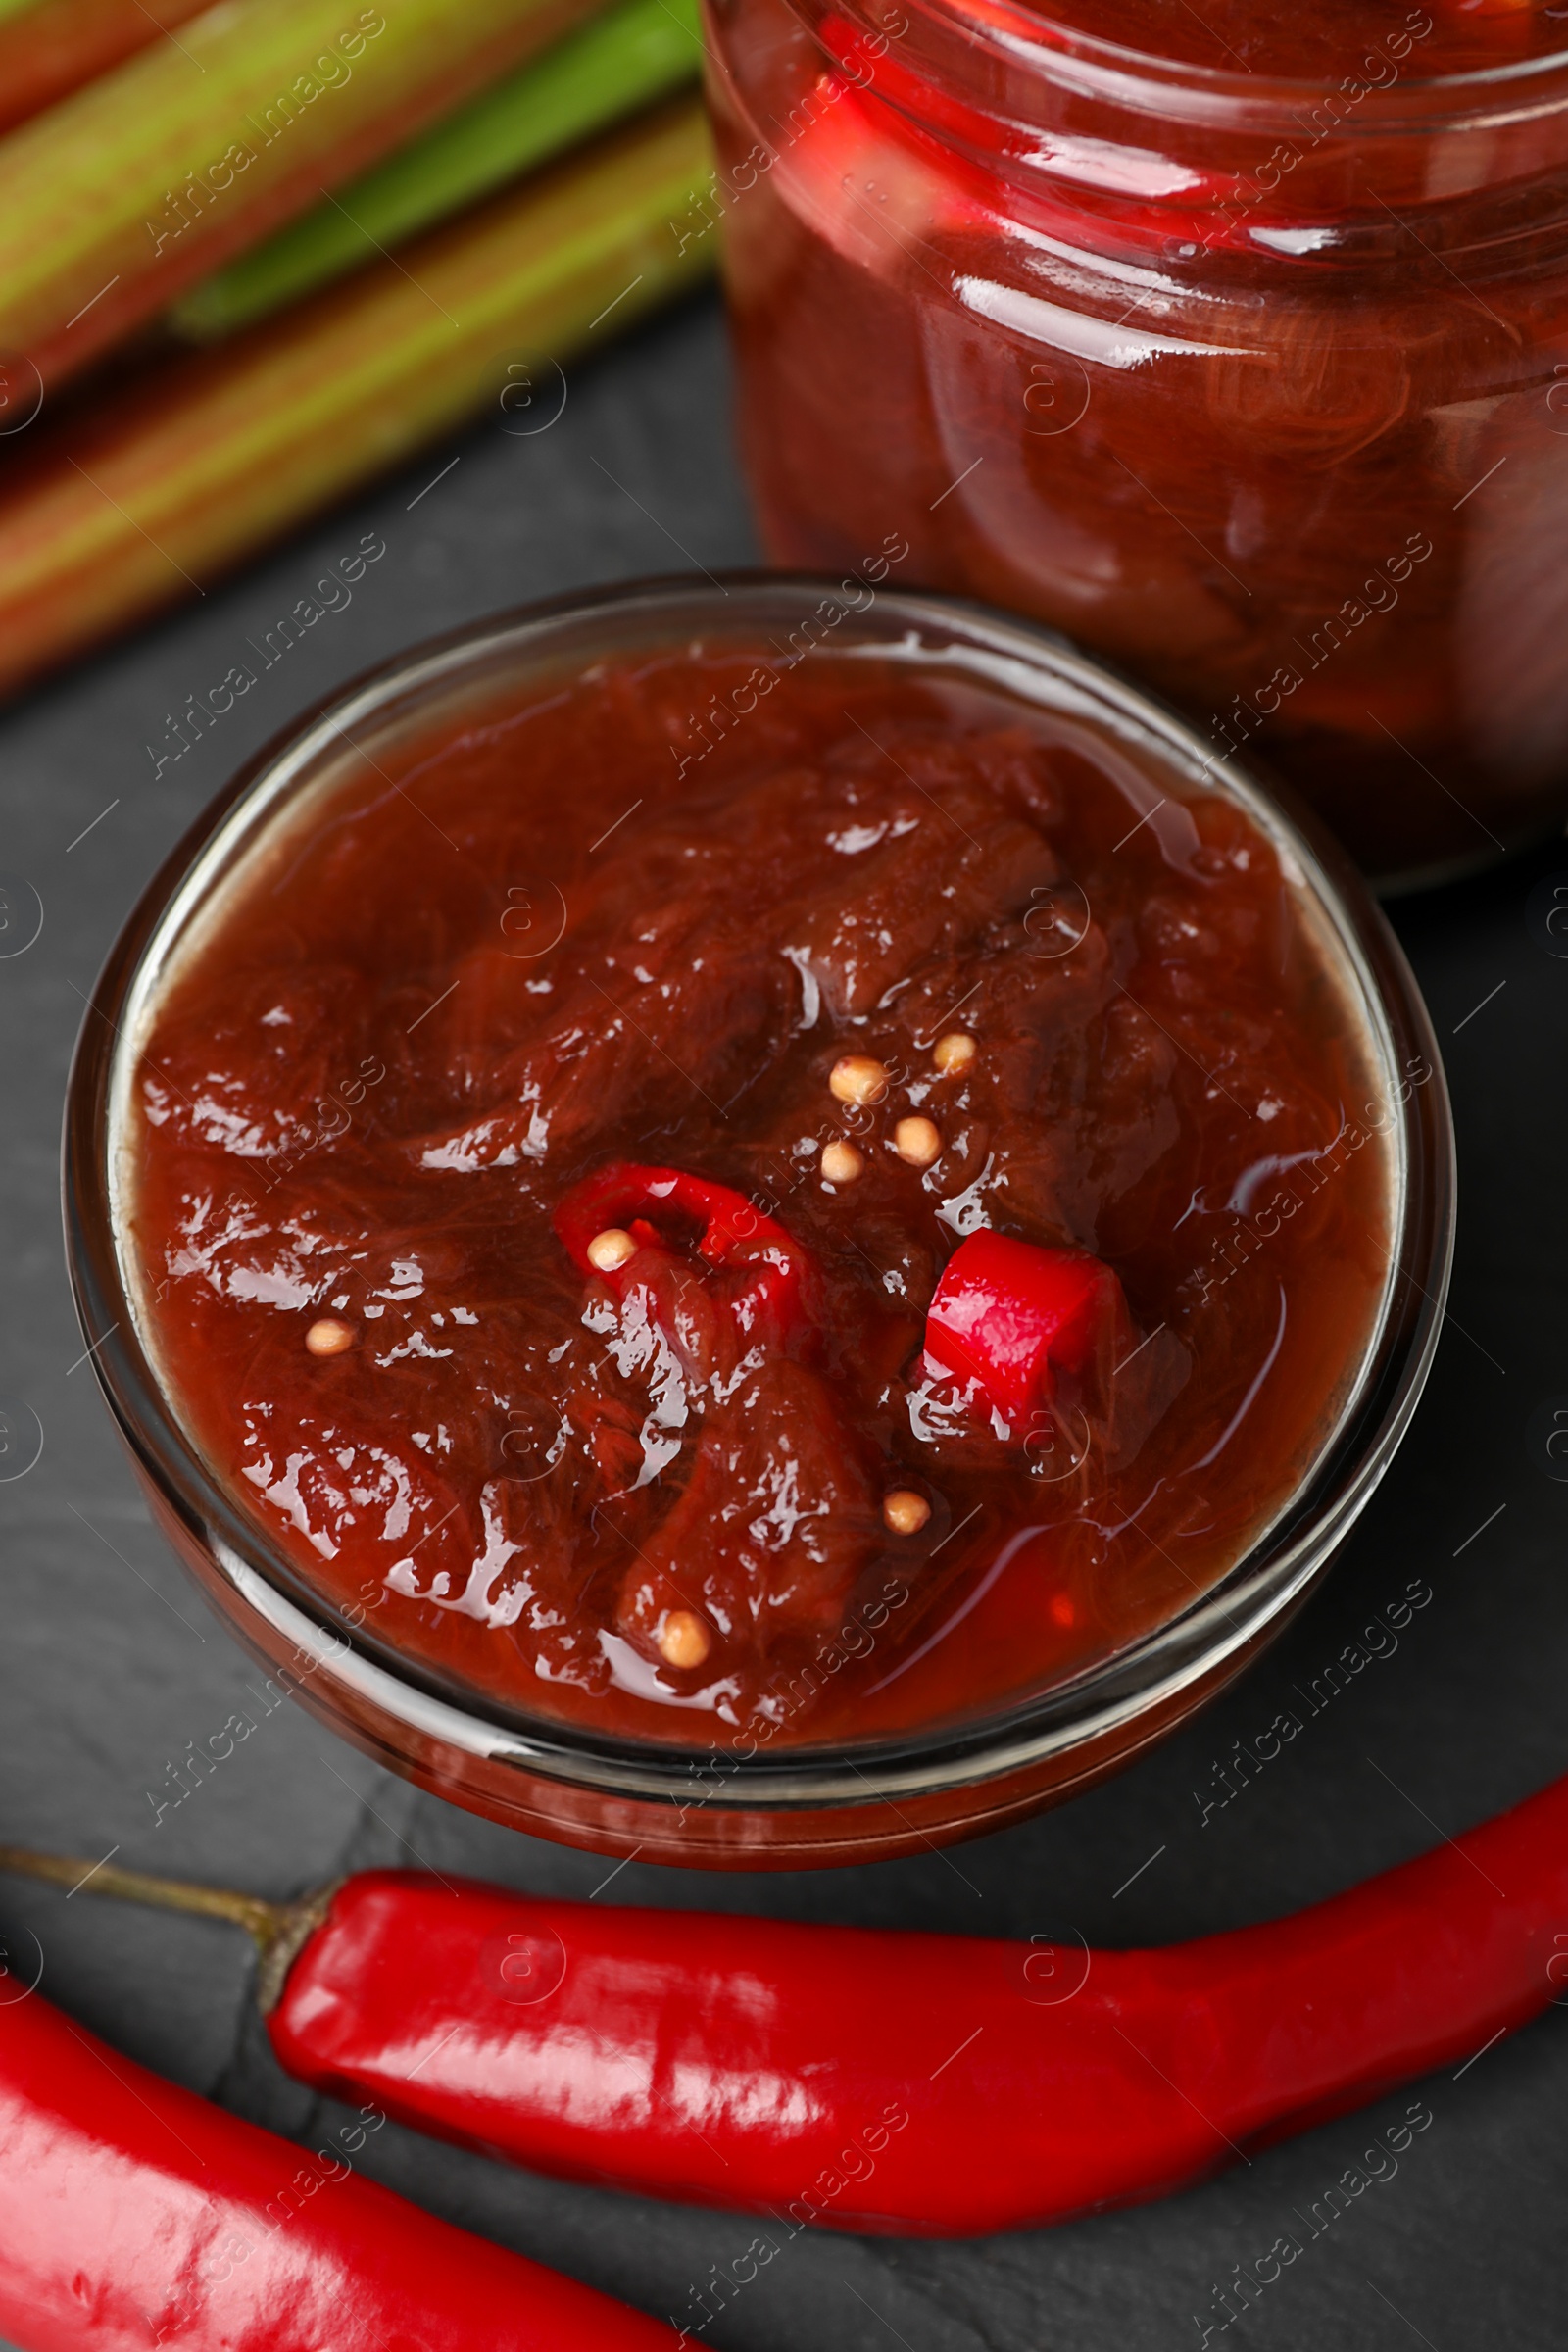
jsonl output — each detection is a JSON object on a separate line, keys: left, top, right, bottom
{"left": 2, "top": 285, "right": 1565, "bottom": 2351}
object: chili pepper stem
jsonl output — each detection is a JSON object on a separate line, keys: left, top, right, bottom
{"left": 0, "top": 1845, "right": 337, "bottom": 2013}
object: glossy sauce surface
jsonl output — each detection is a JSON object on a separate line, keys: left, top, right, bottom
{"left": 131, "top": 642, "right": 1393, "bottom": 1747}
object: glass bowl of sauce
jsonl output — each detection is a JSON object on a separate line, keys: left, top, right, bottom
{"left": 705, "top": 0, "right": 1568, "bottom": 883}
{"left": 65, "top": 577, "right": 1453, "bottom": 1865}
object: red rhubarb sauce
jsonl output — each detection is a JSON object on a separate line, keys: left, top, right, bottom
{"left": 706, "top": 0, "right": 1568, "bottom": 877}
{"left": 129, "top": 639, "right": 1393, "bottom": 1747}
{"left": 995, "top": 1, "right": 1564, "bottom": 77}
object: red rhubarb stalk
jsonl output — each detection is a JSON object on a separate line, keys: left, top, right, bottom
{"left": 169, "top": 0, "right": 703, "bottom": 340}
{"left": 0, "top": 0, "right": 212, "bottom": 138}
{"left": 0, "top": 99, "right": 713, "bottom": 701}
{"left": 0, "top": 0, "right": 609, "bottom": 397}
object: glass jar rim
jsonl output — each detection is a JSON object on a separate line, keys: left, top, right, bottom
{"left": 63, "top": 574, "right": 1455, "bottom": 1813}
{"left": 827, "top": 0, "right": 1568, "bottom": 134}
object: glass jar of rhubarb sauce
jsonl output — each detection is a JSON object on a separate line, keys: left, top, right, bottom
{"left": 65, "top": 580, "right": 1452, "bottom": 1868}
{"left": 702, "top": 0, "right": 1568, "bottom": 884}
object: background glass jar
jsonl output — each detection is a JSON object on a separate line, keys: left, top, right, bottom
{"left": 702, "top": 0, "right": 1568, "bottom": 883}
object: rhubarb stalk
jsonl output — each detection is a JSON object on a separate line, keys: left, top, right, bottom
{"left": 0, "top": 0, "right": 610, "bottom": 397}
{"left": 0, "top": 97, "right": 713, "bottom": 700}
{"left": 0, "top": 0, "right": 213, "bottom": 138}
{"left": 171, "top": 0, "right": 702, "bottom": 341}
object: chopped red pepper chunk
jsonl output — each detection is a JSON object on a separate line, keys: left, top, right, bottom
{"left": 922, "top": 1229, "right": 1125, "bottom": 1423}
{"left": 554, "top": 1161, "right": 813, "bottom": 1336}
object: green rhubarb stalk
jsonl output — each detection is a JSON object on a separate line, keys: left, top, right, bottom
{"left": 171, "top": 0, "right": 702, "bottom": 341}
{"left": 0, "top": 97, "right": 714, "bottom": 701}
{"left": 0, "top": 0, "right": 611, "bottom": 395}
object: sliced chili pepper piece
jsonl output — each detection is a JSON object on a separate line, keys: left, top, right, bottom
{"left": 921, "top": 1227, "right": 1125, "bottom": 1422}
{"left": 554, "top": 1159, "right": 812, "bottom": 1332}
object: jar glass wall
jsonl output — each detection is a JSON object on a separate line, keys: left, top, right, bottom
{"left": 702, "top": 0, "right": 1568, "bottom": 882}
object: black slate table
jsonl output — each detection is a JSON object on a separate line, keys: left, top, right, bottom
{"left": 2, "top": 287, "right": 1564, "bottom": 2352}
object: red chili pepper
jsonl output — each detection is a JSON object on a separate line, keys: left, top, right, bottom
{"left": 554, "top": 1159, "right": 813, "bottom": 1336}
{"left": 922, "top": 1228, "right": 1125, "bottom": 1422}
{"left": 0, "top": 1976, "right": 677, "bottom": 2352}
{"left": 8, "top": 1769, "right": 1567, "bottom": 2239}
